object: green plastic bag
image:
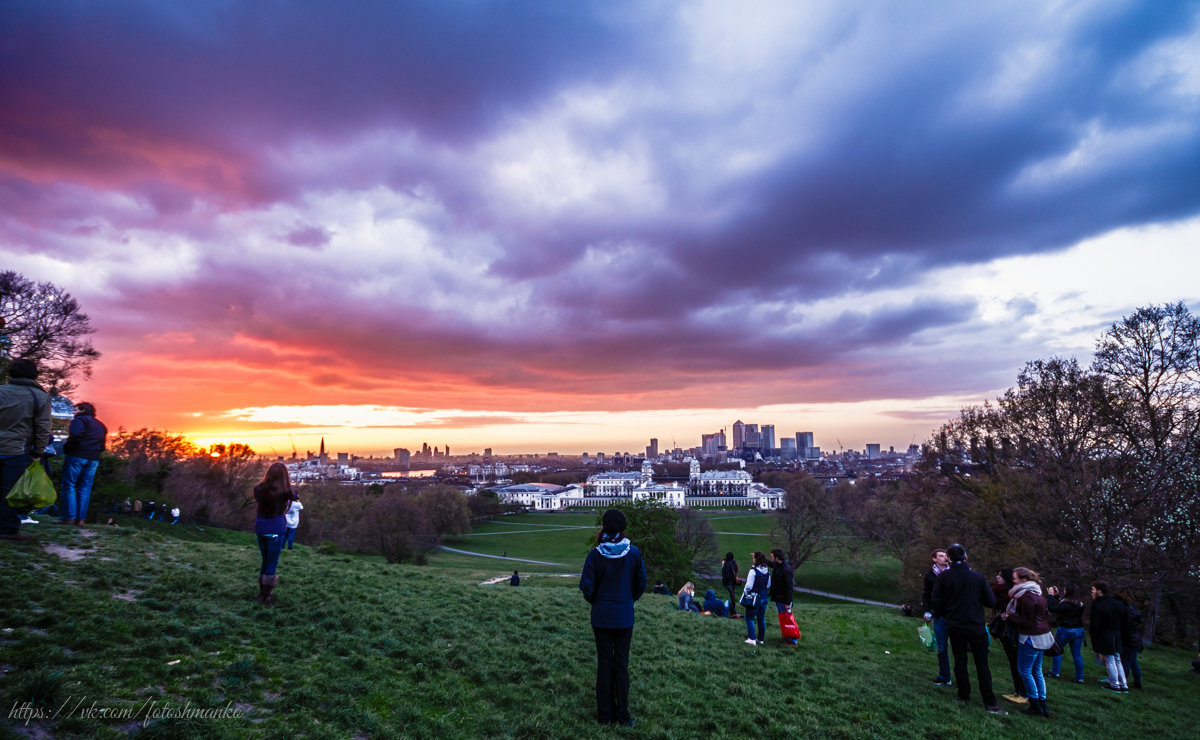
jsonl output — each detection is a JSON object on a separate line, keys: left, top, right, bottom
{"left": 918, "top": 624, "right": 935, "bottom": 650}
{"left": 6, "top": 461, "right": 57, "bottom": 513}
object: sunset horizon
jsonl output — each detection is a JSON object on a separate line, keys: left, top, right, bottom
{"left": 3, "top": 1, "right": 1198, "bottom": 456}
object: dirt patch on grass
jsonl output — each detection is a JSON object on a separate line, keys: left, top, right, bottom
{"left": 42, "top": 544, "right": 94, "bottom": 561}
{"left": 113, "top": 589, "right": 143, "bottom": 602}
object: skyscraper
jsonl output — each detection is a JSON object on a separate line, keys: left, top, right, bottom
{"left": 646, "top": 438, "right": 659, "bottom": 459}
{"left": 732, "top": 420, "right": 745, "bottom": 450}
{"left": 761, "top": 424, "right": 776, "bottom": 452}
{"left": 796, "top": 432, "right": 814, "bottom": 458}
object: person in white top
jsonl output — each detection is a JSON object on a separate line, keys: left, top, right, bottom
{"left": 283, "top": 494, "right": 303, "bottom": 549}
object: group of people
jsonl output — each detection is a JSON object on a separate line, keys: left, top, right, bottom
{"left": 1, "top": 359, "right": 106, "bottom": 539}
{"left": 921, "top": 543, "right": 1148, "bottom": 719}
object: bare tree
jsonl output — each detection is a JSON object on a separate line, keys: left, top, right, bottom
{"left": 674, "top": 508, "right": 719, "bottom": 575}
{"left": 0, "top": 271, "right": 100, "bottom": 393}
{"left": 762, "top": 471, "right": 837, "bottom": 568}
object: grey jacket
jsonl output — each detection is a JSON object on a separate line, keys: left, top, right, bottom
{"left": 0, "top": 378, "right": 52, "bottom": 456}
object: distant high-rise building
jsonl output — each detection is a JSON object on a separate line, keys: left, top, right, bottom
{"left": 796, "top": 432, "right": 814, "bottom": 458}
{"left": 781, "top": 438, "right": 796, "bottom": 457}
{"left": 647, "top": 438, "right": 658, "bottom": 459}
{"left": 337, "top": 452, "right": 349, "bottom": 466}
{"left": 484, "top": 448, "right": 492, "bottom": 457}
{"left": 394, "top": 448, "right": 411, "bottom": 468}
{"left": 445, "top": 445, "right": 450, "bottom": 457}
{"left": 761, "top": 425, "right": 776, "bottom": 452}
{"left": 319, "top": 437, "right": 328, "bottom": 465}
{"left": 866, "top": 443, "right": 881, "bottom": 459}
{"left": 732, "top": 420, "right": 746, "bottom": 450}
{"left": 744, "top": 425, "right": 760, "bottom": 450}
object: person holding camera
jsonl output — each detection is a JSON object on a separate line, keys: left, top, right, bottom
{"left": 1047, "top": 584, "right": 1086, "bottom": 683}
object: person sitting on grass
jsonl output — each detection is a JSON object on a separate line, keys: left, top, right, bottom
{"left": 509, "top": 570, "right": 520, "bottom": 586}
{"left": 677, "top": 582, "right": 701, "bottom": 612}
{"left": 702, "top": 588, "right": 729, "bottom": 617}
{"left": 652, "top": 581, "right": 671, "bottom": 595}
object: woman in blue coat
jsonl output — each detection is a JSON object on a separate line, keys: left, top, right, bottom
{"left": 579, "top": 509, "right": 647, "bottom": 726}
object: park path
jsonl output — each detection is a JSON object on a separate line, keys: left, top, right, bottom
{"left": 437, "top": 545, "right": 564, "bottom": 566}
{"left": 445, "top": 546, "right": 900, "bottom": 608}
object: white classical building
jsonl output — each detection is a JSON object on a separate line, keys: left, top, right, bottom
{"left": 490, "top": 458, "right": 783, "bottom": 511}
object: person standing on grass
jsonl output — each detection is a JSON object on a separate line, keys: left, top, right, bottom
{"left": 992, "top": 568, "right": 1027, "bottom": 705}
{"left": 1115, "top": 591, "right": 1143, "bottom": 690}
{"left": 721, "top": 551, "right": 741, "bottom": 619}
{"left": 1046, "top": 584, "right": 1086, "bottom": 683}
{"left": 741, "top": 551, "right": 771, "bottom": 645}
{"left": 1090, "top": 580, "right": 1128, "bottom": 692}
{"left": 931, "top": 543, "right": 1005, "bottom": 715}
{"left": 0, "top": 359, "right": 51, "bottom": 542}
{"left": 60, "top": 401, "right": 107, "bottom": 526}
{"left": 769, "top": 548, "right": 797, "bottom": 645}
{"left": 921, "top": 548, "right": 953, "bottom": 687}
{"left": 1000, "top": 567, "right": 1053, "bottom": 718}
{"left": 252, "top": 463, "right": 294, "bottom": 605}
{"left": 579, "top": 508, "right": 646, "bottom": 727}
{"left": 283, "top": 490, "right": 302, "bottom": 549}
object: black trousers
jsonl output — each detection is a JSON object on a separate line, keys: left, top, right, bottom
{"left": 948, "top": 627, "right": 997, "bottom": 707}
{"left": 593, "top": 626, "right": 633, "bottom": 723}
{"left": 1000, "top": 631, "right": 1023, "bottom": 694}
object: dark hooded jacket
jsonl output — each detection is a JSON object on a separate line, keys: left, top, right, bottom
{"left": 579, "top": 536, "right": 647, "bottom": 629}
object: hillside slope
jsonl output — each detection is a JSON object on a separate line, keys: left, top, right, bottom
{"left": 1, "top": 521, "right": 1195, "bottom": 739}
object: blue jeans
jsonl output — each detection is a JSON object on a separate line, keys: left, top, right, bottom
{"left": 61, "top": 455, "right": 100, "bottom": 521}
{"left": 1052, "top": 627, "right": 1085, "bottom": 680}
{"left": 284, "top": 527, "right": 297, "bottom": 549}
{"left": 0, "top": 453, "right": 32, "bottom": 534}
{"left": 775, "top": 602, "right": 797, "bottom": 644}
{"left": 745, "top": 599, "right": 767, "bottom": 641}
{"left": 1016, "top": 639, "right": 1046, "bottom": 700}
{"left": 257, "top": 533, "right": 283, "bottom": 576}
{"left": 933, "top": 617, "right": 951, "bottom": 681}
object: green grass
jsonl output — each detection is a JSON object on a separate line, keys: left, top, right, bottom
{"left": 1, "top": 517, "right": 1195, "bottom": 739}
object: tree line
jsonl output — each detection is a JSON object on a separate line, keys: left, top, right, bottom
{"left": 840, "top": 303, "right": 1200, "bottom": 646}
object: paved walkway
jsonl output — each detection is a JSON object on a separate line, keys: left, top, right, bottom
{"left": 447, "top": 546, "right": 900, "bottom": 608}
{"left": 437, "top": 545, "right": 564, "bottom": 566}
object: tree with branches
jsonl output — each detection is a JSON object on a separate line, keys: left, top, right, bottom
{"left": 0, "top": 271, "right": 100, "bottom": 393}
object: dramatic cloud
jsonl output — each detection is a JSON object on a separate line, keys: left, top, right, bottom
{"left": 2, "top": 0, "right": 1199, "bottom": 452}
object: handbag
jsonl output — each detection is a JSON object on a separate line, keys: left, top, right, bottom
{"left": 739, "top": 591, "right": 759, "bottom": 608}
{"left": 1045, "top": 637, "right": 1064, "bottom": 658}
{"left": 5, "top": 461, "right": 58, "bottom": 513}
{"left": 987, "top": 615, "right": 1007, "bottom": 640}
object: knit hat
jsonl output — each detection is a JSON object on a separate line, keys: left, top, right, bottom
{"left": 602, "top": 508, "right": 627, "bottom": 535}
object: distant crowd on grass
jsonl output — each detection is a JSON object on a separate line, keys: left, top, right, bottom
{"left": 915, "top": 542, "right": 1198, "bottom": 721}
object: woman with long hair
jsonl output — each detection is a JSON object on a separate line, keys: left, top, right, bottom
{"left": 677, "top": 581, "right": 700, "bottom": 612}
{"left": 1046, "top": 584, "right": 1086, "bottom": 682}
{"left": 252, "top": 462, "right": 294, "bottom": 605}
{"left": 741, "top": 551, "right": 771, "bottom": 645}
{"left": 1001, "top": 567, "right": 1054, "bottom": 717}
{"left": 579, "top": 509, "right": 646, "bottom": 726}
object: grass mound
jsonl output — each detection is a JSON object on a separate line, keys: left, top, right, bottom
{"left": 1, "top": 519, "right": 1195, "bottom": 739}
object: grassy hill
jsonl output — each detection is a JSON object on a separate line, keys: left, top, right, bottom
{"left": 1, "top": 518, "right": 1195, "bottom": 739}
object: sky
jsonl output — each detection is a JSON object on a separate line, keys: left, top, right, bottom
{"left": 2, "top": 0, "right": 1199, "bottom": 457}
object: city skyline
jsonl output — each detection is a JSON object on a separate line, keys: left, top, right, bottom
{"left": 3, "top": 2, "right": 1199, "bottom": 455}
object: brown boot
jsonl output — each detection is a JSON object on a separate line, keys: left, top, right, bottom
{"left": 260, "top": 575, "right": 278, "bottom": 605}
{"left": 255, "top": 574, "right": 270, "bottom": 603}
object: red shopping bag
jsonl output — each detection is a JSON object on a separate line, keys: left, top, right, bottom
{"left": 778, "top": 611, "right": 801, "bottom": 640}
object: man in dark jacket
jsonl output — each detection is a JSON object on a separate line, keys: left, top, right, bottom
{"left": 0, "top": 359, "right": 51, "bottom": 541}
{"left": 579, "top": 509, "right": 646, "bottom": 727}
{"left": 921, "top": 548, "right": 952, "bottom": 685}
{"left": 931, "top": 543, "right": 1004, "bottom": 714}
{"left": 769, "top": 548, "right": 797, "bottom": 645}
{"left": 721, "top": 552, "right": 740, "bottom": 619}
{"left": 1090, "top": 580, "right": 1128, "bottom": 692}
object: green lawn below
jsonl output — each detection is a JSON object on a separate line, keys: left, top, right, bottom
{"left": 1, "top": 518, "right": 1195, "bottom": 739}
